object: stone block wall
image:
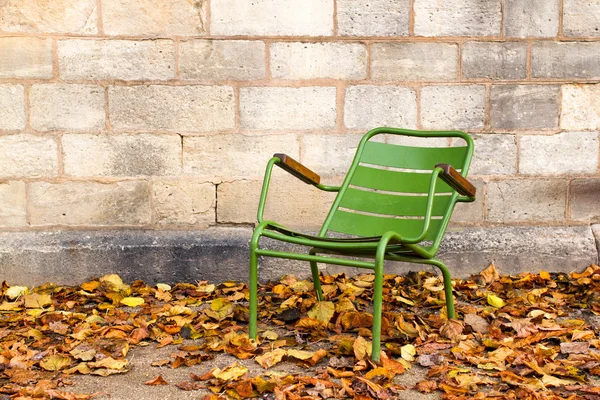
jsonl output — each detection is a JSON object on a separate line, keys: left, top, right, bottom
{"left": 0, "top": 0, "right": 599, "bottom": 283}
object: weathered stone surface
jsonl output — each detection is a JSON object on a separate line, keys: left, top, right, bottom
{"left": 0, "top": 0, "right": 97, "bottom": 33}
{"left": 62, "top": 134, "right": 181, "bottom": 177}
{"left": 469, "top": 134, "right": 517, "bottom": 175}
{"left": 29, "top": 181, "right": 151, "bottom": 226}
{"left": 0, "top": 135, "right": 58, "bottom": 178}
{"left": 487, "top": 179, "right": 567, "bottom": 222}
{"left": 490, "top": 85, "right": 559, "bottom": 130}
{"left": 561, "top": 84, "right": 600, "bottom": 130}
{"left": 109, "top": 85, "right": 235, "bottom": 132}
{"left": 0, "top": 37, "right": 53, "bottom": 79}
{"left": 184, "top": 134, "right": 299, "bottom": 178}
{"left": 371, "top": 43, "right": 458, "bottom": 81}
{"left": 421, "top": 85, "right": 486, "bottom": 130}
{"left": 564, "top": 0, "right": 600, "bottom": 37}
{"left": 302, "top": 133, "right": 363, "bottom": 176}
{"left": 30, "top": 84, "right": 105, "bottom": 131}
{"left": 58, "top": 39, "right": 175, "bottom": 81}
{"left": 344, "top": 86, "right": 417, "bottom": 130}
{"left": 270, "top": 42, "right": 367, "bottom": 80}
{"left": 240, "top": 87, "right": 336, "bottom": 130}
{"left": 0, "top": 85, "right": 25, "bottom": 131}
{"left": 520, "top": 132, "right": 599, "bottom": 175}
{"left": 211, "top": 0, "right": 333, "bottom": 36}
{"left": 103, "top": 0, "right": 206, "bottom": 35}
{"left": 217, "top": 177, "right": 335, "bottom": 229}
{"left": 571, "top": 179, "right": 600, "bottom": 222}
{"left": 532, "top": 42, "right": 600, "bottom": 79}
{"left": 180, "top": 40, "right": 265, "bottom": 81}
{"left": 451, "top": 179, "right": 485, "bottom": 222}
{"left": 0, "top": 181, "right": 26, "bottom": 227}
{"left": 0, "top": 226, "right": 595, "bottom": 285}
{"left": 337, "top": 0, "right": 410, "bottom": 36}
{"left": 152, "top": 180, "right": 215, "bottom": 226}
{"left": 414, "top": 0, "right": 501, "bottom": 36}
{"left": 504, "top": 0, "right": 559, "bottom": 37}
{"left": 462, "top": 42, "right": 527, "bottom": 80}
{"left": 435, "top": 225, "right": 598, "bottom": 277}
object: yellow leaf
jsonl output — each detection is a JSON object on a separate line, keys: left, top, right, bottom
{"left": 156, "top": 283, "right": 171, "bottom": 291}
{"left": 335, "top": 298, "right": 356, "bottom": 313}
{"left": 539, "top": 270, "right": 551, "bottom": 280}
{"left": 487, "top": 294, "right": 506, "bottom": 308}
{"left": 6, "top": 286, "right": 28, "bottom": 300}
{"left": 0, "top": 301, "right": 22, "bottom": 311}
{"left": 23, "top": 293, "right": 52, "bottom": 308}
{"left": 255, "top": 348, "right": 286, "bottom": 369}
{"left": 541, "top": 374, "right": 578, "bottom": 387}
{"left": 80, "top": 280, "right": 100, "bottom": 291}
{"left": 99, "top": 274, "right": 131, "bottom": 294}
{"left": 400, "top": 344, "right": 416, "bottom": 361}
{"left": 120, "top": 297, "right": 145, "bottom": 307}
{"left": 353, "top": 336, "right": 372, "bottom": 361}
{"left": 307, "top": 301, "right": 335, "bottom": 324}
{"left": 260, "top": 330, "right": 279, "bottom": 340}
{"left": 88, "top": 357, "right": 128, "bottom": 370}
{"left": 40, "top": 355, "right": 71, "bottom": 371}
{"left": 64, "top": 362, "right": 92, "bottom": 375}
{"left": 212, "top": 363, "right": 248, "bottom": 381}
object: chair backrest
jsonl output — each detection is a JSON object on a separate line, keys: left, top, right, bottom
{"left": 319, "top": 127, "right": 474, "bottom": 255}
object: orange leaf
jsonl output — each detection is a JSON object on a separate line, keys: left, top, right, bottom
{"left": 145, "top": 375, "right": 168, "bottom": 386}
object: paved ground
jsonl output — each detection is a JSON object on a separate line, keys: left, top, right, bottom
{"left": 68, "top": 342, "right": 440, "bottom": 399}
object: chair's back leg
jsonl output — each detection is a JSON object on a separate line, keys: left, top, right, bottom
{"left": 309, "top": 249, "right": 323, "bottom": 301}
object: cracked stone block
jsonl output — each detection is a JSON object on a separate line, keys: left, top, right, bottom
{"left": 152, "top": 180, "right": 215, "bottom": 226}
{"left": 102, "top": 0, "right": 206, "bottom": 35}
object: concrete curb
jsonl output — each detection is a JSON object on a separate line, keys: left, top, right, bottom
{"left": 0, "top": 226, "right": 598, "bottom": 286}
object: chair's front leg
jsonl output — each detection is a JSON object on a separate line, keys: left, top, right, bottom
{"left": 371, "top": 256, "right": 384, "bottom": 362}
{"left": 429, "top": 258, "right": 456, "bottom": 319}
{"left": 249, "top": 246, "right": 259, "bottom": 339}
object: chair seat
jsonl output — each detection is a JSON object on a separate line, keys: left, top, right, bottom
{"left": 263, "top": 222, "right": 432, "bottom": 259}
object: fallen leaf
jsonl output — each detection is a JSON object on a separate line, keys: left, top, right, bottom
{"left": 6, "top": 285, "right": 28, "bottom": 299}
{"left": 400, "top": 344, "right": 416, "bottom": 361}
{"left": 307, "top": 301, "right": 335, "bottom": 324}
{"left": 487, "top": 294, "right": 506, "bottom": 308}
{"left": 212, "top": 363, "right": 248, "bottom": 381}
{"left": 40, "top": 355, "right": 71, "bottom": 371}
{"left": 120, "top": 297, "right": 145, "bottom": 307}
{"left": 145, "top": 375, "right": 168, "bottom": 386}
{"left": 464, "top": 313, "right": 489, "bottom": 334}
{"left": 255, "top": 349, "right": 286, "bottom": 369}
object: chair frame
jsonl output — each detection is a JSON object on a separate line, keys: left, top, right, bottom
{"left": 248, "top": 127, "right": 476, "bottom": 361}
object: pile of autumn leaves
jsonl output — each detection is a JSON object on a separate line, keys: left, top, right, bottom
{"left": 2, "top": 264, "right": 600, "bottom": 399}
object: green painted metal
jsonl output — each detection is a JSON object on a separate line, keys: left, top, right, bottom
{"left": 339, "top": 188, "right": 452, "bottom": 216}
{"left": 351, "top": 165, "right": 454, "bottom": 193}
{"left": 248, "top": 127, "right": 474, "bottom": 362}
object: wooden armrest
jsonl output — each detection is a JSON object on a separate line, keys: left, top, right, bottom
{"left": 274, "top": 153, "right": 321, "bottom": 185}
{"left": 435, "top": 164, "right": 476, "bottom": 198}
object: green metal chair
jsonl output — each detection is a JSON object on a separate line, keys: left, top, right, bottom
{"left": 248, "top": 127, "right": 476, "bottom": 361}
